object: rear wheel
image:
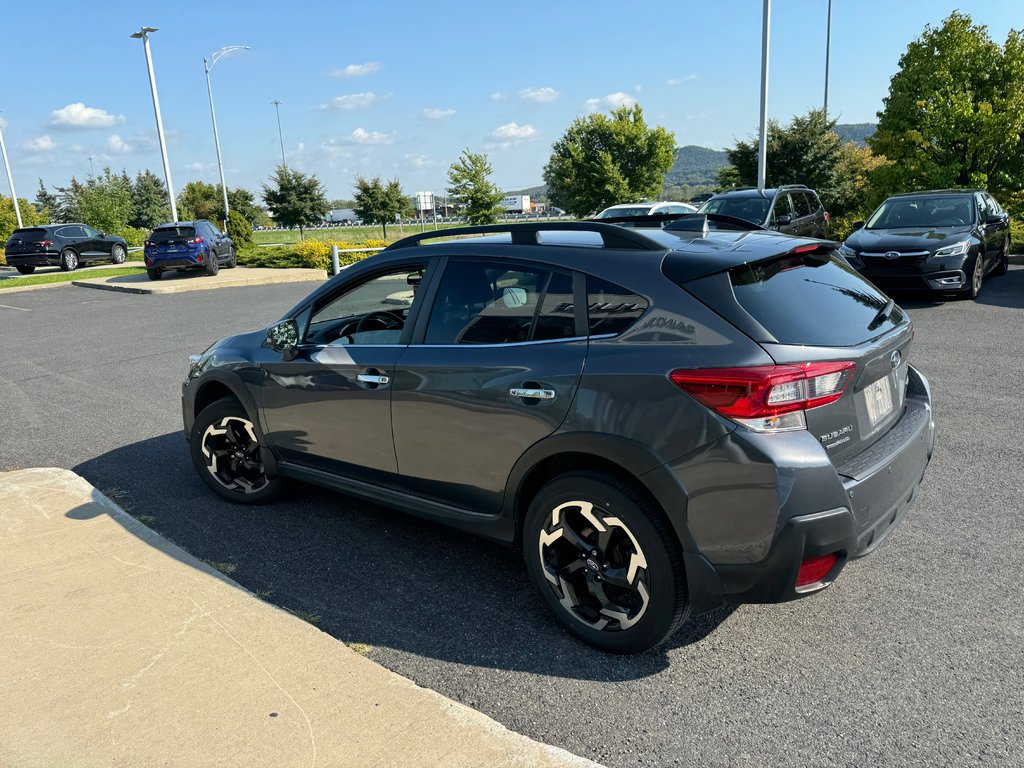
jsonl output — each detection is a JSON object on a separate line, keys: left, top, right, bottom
{"left": 190, "top": 398, "right": 282, "bottom": 504}
{"left": 204, "top": 250, "right": 219, "bottom": 276}
{"left": 224, "top": 246, "right": 237, "bottom": 269}
{"left": 523, "top": 472, "right": 689, "bottom": 653}
{"left": 15, "top": 265, "right": 35, "bottom": 275}
{"left": 59, "top": 248, "right": 78, "bottom": 272}
{"left": 146, "top": 268, "right": 162, "bottom": 281}
{"left": 110, "top": 244, "right": 126, "bottom": 265}
{"left": 993, "top": 236, "right": 1009, "bottom": 276}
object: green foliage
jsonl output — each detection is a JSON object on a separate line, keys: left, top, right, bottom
{"left": 261, "top": 166, "right": 329, "bottom": 239}
{"left": 447, "top": 149, "right": 505, "bottom": 224}
{"left": 225, "top": 209, "right": 253, "bottom": 248}
{"left": 328, "top": 198, "right": 356, "bottom": 209}
{"left": 237, "top": 240, "right": 386, "bottom": 273}
{"left": 177, "top": 180, "right": 221, "bottom": 222}
{"left": 52, "top": 177, "right": 84, "bottom": 223}
{"left": 131, "top": 170, "right": 171, "bottom": 229}
{"left": 75, "top": 168, "right": 134, "bottom": 234}
{"left": 543, "top": 104, "right": 676, "bottom": 217}
{"left": 113, "top": 227, "right": 149, "bottom": 248}
{"left": 716, "top": 165, "right": 742, "bottom": 189}
{"left": 34, "top": 179, "right": 58, "bottom": 223}
{"left": 223, "top": 187, "right": 269, "bottom": 228}
{"left": 871, "top": 12, "right": 1024, "bottom": 197}
{"left": 0, "top": 195, "right": 46, "bottom": 260}
{"left": 353, "top": 176, "right": 411, "bottom": 237}
{"left": 663, "top": 146, "right": 730, "bottom": 188}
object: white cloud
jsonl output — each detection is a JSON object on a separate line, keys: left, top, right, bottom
{"left": 105, "top": 134, "right": 131, "bottom": 153}
{"left": 320, "top": 92, "right": 383, "bottom": 110}
{"left": 686, "top": 113, "right": 707, "bottom": 121}
{"left": 405, "top": 153, "right": 435, "bottom": 169}
{"left": 422, "top": 107, "right": 456, "bottom": 120}
{"left": 491, "top": 122, "right": 538, "bottom": 140}
{"left": 70, "top": 143, "right": 83, "bottom": 152}
{"left": 186, "top": 161, "right": 215, "bottom": 173}
{"left": 519, "top": 86, "right": 559, "bottom": 103}
{"left": 490, "top": 92, "right": 506, "bottom": 101}
{"left": 584, "top": 92, "right": 637, "bottom": 113}
{"left": 667, "top": 75, "right": 698, "bottom": 86}
{"left": 332, "top": 62, "right": 380, "bottom": 77}
{"left": 351, "top": 127, "right": 394, "bottom": 144}
{"left": 50, "top": 102, "right": 124, "bottom": 128}
{"left": 22, "top": 135, "right": 56, "bottom": 151}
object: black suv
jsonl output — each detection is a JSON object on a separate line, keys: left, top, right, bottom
{"left": 840, "top": 189, "right": 1011, "bottom": 299}
{"left": 3, "top": 224, "right": 128, "bottom": 274}
{"left": 182, "top": 219, "right": 934, "bottom": 653}
{"left": 698, "top": 185, "right": 828, "bottom": 238}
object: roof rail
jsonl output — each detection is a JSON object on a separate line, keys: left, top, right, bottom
{"left": 777, "top": 184, "right": 810, "bottom": 190}
{"left": 665, "top": 213, "right": 765, "bottom": 233}
{"left": 384, "top": 221, "right": 664, "bottom": 252}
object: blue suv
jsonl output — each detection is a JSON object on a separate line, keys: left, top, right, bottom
{"left": 143, "top": 220, "right": 236, "bottom": 280}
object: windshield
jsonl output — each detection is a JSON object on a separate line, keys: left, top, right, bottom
{"left": 596, "top": 206, "right": 651, "bottom": 219}
{"left": 866, "top": 196, "right": 975, "bottom": 229}
{"left": 699, "top": 196, "right": 771, "bottom": 225}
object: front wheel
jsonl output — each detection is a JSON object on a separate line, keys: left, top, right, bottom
{"left": 993, "top": 236, "right": 1009, "bottom": 276}
{"left": 189, "top": 398, "right": 282, "bottom": 504}
{"left": 15, "top": 265, "right": 35, "bottom": 275}
{"left": 964, "top": 252, "right": 984, "bottom": 299}
{"left": 523, "top": 472, "right": 689, "bottom": 653}
{"left": 204, "top": 251, "right": 219, "bottom": 276}
{"left": 110, "top": 244, "right": 126, "bottom": 265}
{"left": 60, "top": 248, "right": 79, "bottom": 272}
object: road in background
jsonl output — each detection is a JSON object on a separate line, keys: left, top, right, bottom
{"left": 1, "top": 273, "right": 1022, "bottom": 767}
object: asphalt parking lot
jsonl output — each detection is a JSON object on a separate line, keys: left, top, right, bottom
{"left": 1, "top": 268, "right": 1022, "bottom": 767}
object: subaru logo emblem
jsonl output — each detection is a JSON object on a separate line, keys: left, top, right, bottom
{"left": 884, "top": 251, "right": 901, "bottom": 260}
{"left": 890, "top": 350, "right": 901, "bottom": 369}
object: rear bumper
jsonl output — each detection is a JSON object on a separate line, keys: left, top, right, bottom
{"left": 4, "top": 252, "right": 59, "bottom": 266}
{"left": 147, "top": 254, "right": 204, "bottom": 270}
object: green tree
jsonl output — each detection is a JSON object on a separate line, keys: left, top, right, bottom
{"left": 715, "top": 165, "right": 742, "bottom": 189}
{"left": 222, "top": 187, "right": 269, "bottom": 227}
{"left": 543, "top": 104, "right": 676, "bottom": 217}
{"left": 871, "top": 12, "right": 1024, "bottom": 198}
{"left": 131, "top": 170, "right": 171, "bottom": 229}
{"left": 53, "top": 176, "right": 84, "bottom": 223}
{"left": 225, "top": 209, "right": 253, "bottom": 248}
{"left": 177, "top": 181, "right": 221, "bottom": 222}
{"left": 261, "top": 165, "right": 328, "bottom": 239}
{"left": 0, "top": 195, "right": 46, "bottom": 246}
{"left": 446, "top": 149, "right": 505, "bottom": 224}
{"left": 75, "top": 168, "right": 133, "bottom": 233}
{"left": 353, "top": 176, "right": 411, "bottom": 237}
{"left": 34, "top": 179, "right": 58, "bottom": 223}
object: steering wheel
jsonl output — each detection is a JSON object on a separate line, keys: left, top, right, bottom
{"left": 356, "top": 310, "right": 405, "bottom": 334}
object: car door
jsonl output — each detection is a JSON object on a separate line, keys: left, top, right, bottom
{"left": 57, "top": 225, "right": 87, "bottom": 256}
{"left": 259, "top": 260, "right": 432, "bottom": 482}
{"left": 390, "top": 257, "right": 586, "bottom": 513}
{"left": 770, "top": 193, "right": 796, "bottom": 233}
{"left": 973, "top": 193, "right": 997, "bottom": 269}
{"left": 77, "top": 225, "right": 103, "bottom": 260}
{"left": 985, "top": 193, "right": 1010, "bottom": 250}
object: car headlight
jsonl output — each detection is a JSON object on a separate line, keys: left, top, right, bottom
{"left": 838, "top": 244, "right": 858, "bottom": 260}
{"left": 934, "top": 240, "right": 970, "bottom": 258}
{"left": 187, "top": 354, "right": 203, "bottom": 379}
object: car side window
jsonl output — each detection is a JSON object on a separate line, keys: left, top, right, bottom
{"left": 974, "top": 193, "right": 988, "bottom": 222}
{"left": 82, "top": 225, "right": 100, "bottom": 237}
{"left": 791, "top": 193, "right": 812, "bottom": 218}
{"left": 587, "top": 276, "right": 648, "bottom": 336}
{"left": 305, "top": 265, "right": 426, "bottom": 346}
{"left": 984, "top": 194, "right": 1001, "bottom": 215}
{"left": 807, "top": 193, "right": 822, "bottom": 214}
{"left": 772, "top": 194, "right": 792, "bottom": 221}
{"left": 424, "top": 260, "right": 551, "bottom": 345}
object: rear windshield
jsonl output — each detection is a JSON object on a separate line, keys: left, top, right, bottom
{"left": 699, "top": 196, "right": 771, "bottom": 224}
{"left": 150, "top": 226, "right": 196, "bottom": 241}
{"left": 730, "top": 253, "right": 904, "bottom": 346}
{"left": 8, "top": 228, "right": 48, "bottom": 241}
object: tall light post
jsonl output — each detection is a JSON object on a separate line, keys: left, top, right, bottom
{"left": 0, "top": 117, "right": 22, "bottom": 228}
{"left": 205, "top": 45, "right": 250, "bottom": 228}
{"left": 272, "top": 100, "right": 287, "bottom": 169}
{"left": 756, "top": 0, "right": 771, "bottom": 192}
{"left": 130, "top": 26, "right": 178, "bottom": 222}
{"left": 823, "top": 0, "right": 833, "bottom": 120}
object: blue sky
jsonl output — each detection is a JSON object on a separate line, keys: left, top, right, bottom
{"left": 1, "top": 0, "right": 1021, "bottom": 201}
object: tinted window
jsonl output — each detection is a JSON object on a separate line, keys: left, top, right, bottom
{"left": 700, "top": 196, "right": 771, "bottom": 224}
{"left": 805, "top": 192, "right": 822, "bottom": 213}
{"left": 534, "top": 272, "right": 577, "bottom": 341}
{"left": 730, "top": 253, "right": 903, "bottom": 346}
{"left": 56, "top": 226, "right": 84, "bottom": 239}
{"left": 596, "top": 206, "right": 652, "bottom": 219}
{"left": 151, "top": 226, "right": 197, "bottom": 242}
{"left": 975, "top": 193, "right": 989, "bottom": 219}
{"left": 7, "top": 228, "right": 47, "bottom": 241}
{"left": 791, "top": 192, "right": 812, "bottom": 217}
{"left": 82, "top": 226, "right": 101, "bottom": 237}
{"left": 587, "top": 276, "right": 647, "bottom": 336}
{"left": 866, "top": 196, "right": 974, "bottom": 228}
{"left": 772, "top": 194, "right": 793, "bottom": 220}
{"left": 425, "top": 261, "right": 547, "bottom": 345}
{"left": 307, "top": 266, "right": 425, "bottom": 345}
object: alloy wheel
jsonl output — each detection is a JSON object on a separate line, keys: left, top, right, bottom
{"left": 537, "top": 500, "right": 650, "bottom": 631}
{"left": 200, "top": 416, "right": 269, "bottom": 493}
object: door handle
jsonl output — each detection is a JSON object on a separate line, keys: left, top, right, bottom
{"left": 357, "top": 374, "right": 390, "bottom": 385}
{"left": 509, "top": 387, "right": 555, "bottom": 400}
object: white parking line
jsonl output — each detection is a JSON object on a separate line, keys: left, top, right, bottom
{"left": 0, "top": 304, "right": 30, "bottom": 311}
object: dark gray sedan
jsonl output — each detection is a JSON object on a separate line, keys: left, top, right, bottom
{"left": 3, "top": 223, "right": 128, "bottom": 274}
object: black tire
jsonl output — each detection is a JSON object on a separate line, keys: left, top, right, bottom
{"left": 224, "top": 246, "right": 237, "bottom": 269}
{"left": 963, "top": 252, "right": 984, "bottom": 299}
{"left": 993, "top": 236, "right": 1009, "bottom": 276}
{"left": 111, "top": 244, "right": 126, "bottom": 265}
{"left": 146, "top": 268, "right": 162, "bottom": 281}
{"left": 189, "top": 398, "right": 282, "bottom": 505}
{"left": 523, "top": 471, "right": 689, "bottom": 653}
{"left": 59, "top": 248, "right": 79, "bottom": 272}
{"left": 204, "top": 250, "right": 219, "bottom": 276}
{"left": 15, "top": 265, "right": 35, "bottom": 275}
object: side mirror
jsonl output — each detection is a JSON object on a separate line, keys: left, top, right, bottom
{"left": 852, "top": 220, "right": 865, "bottom": 230}
{"left": 100, "top": 232, "right": 107, "bottom": 237}
{"left": 267, "top": 319, "right": 299, "bottom": 353}
{"left": 775, "top": 214, "right": 792, "bottom": 226}
{"left": 986, "top": 214, "right": 1003, "bottom": 225}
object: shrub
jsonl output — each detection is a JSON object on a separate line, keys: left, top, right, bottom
{"left": 1012, "top": 219, "right": 1024, "bottom": 253}
{"left": 828, "top": 212, "right": 870, "bottom": 243}
{"left": 226, "top": 209, "right": 253, "bottom": 248}
{"left": 114, "top": 226, "right": 149, "bottom": 249}
{"left": 236, "top": 239, "right": 388, "bottom": 272}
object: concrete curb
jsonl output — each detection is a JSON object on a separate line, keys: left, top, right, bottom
{"left": 0, "top": 468, "right": 602, "bottom": 768}
{"left": 72, "top": 267, "right": 326, "bottom": 295}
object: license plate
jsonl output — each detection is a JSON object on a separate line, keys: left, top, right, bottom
{"left": 863, "top": 375, "right": 895, "bottom": 427}
{"left": 166, "top": 246, "right": 183, "bottom": 252}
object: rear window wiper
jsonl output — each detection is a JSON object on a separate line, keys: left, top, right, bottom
{"left": 868, "top": 297, "right": 895, "bottom": 330}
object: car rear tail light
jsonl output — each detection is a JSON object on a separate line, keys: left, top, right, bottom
{"left": 669, "top": 362, "right": 856, "bottom": 433}
{"left": 145, "top": 257, "right": 152, "bottom": 266}
{"left": 796, "top": 553, "right": 838, "bottom": 587}
{"left": 187, "top": 236, "right": 204, "bottom": 244}
{"left": 824, "top": 211, "right": 831, "bottom": 223}
{"left": 31, "top": 240, "right": 53, "bottom": 247}
{"left": 196, "top": 253, "right": 203, "bottom": 262}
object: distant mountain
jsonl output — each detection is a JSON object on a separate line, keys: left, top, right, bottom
{"left": 834, "top": 123, "right": 876, "bottom": 147}
{"left": 664, "top": 145, "right": 730, "bottom": 188}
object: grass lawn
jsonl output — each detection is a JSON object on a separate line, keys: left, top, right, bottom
{"left": 251, "top": 221, "right": 473, "bottom": 246}
{"left": 0, "top": 266, "right": 146, "bottom": 290}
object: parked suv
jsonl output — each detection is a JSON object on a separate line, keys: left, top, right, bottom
{"left": 840, "top": 189, "right": 1011, "bottom": 299}
{"left": 595, "top": 201, "right": 697, "bottom": 218}
{"left": 143, "top": 220, "right": 236, "bottom": 280}
{"left": 182, "top": 219, "right": 933, "bottom": 653}
{"left": 698, "top": 185, "right": 828, "bottom": 238}
{"left": 3, "top": 224, "right": 128, "bottom": 274}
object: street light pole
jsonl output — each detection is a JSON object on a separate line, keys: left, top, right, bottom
{"left": 824, "top": 0, "right": 833, "bottom": 120}
{"left": 130, "top": 26, "right": 177, "bottom": 222}
{"left": 756, "top": 0, "right": 771, "bottom": 192}
{"left": 272, "top": 100, "right": 287, "bottom": 169}
{"left": 0, "top": 118, "right": 22, "bottom": 228}
{"left": 205, "top": 45, "right": 249, "bottom": 228}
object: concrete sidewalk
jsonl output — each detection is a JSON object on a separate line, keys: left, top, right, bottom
{"left": 0, "top": 468, "right": 600, "bottom": 768}
{"left": 72, "top": 266, "right": 326, "bottom": 295}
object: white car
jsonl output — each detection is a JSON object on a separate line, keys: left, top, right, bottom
{"left": 595, "top": 201, "right": 698, "bottom": 219}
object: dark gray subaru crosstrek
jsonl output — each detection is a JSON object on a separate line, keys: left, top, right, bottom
{"left": 182, "top": 218, "right": 934, "bottom": 653}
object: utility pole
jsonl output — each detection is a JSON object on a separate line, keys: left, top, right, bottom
{"left": 0, "top": 117, "right": 22, "bottom": 228}
{"left": 130, "top": 26, "right": 178, "bottom": 222}
{"left": 756, "top": 0, "right": 771, "bottom": 192}
{"left": 205, "top": 46, "right": 250, "bottom": 228}
{"left": 272, "top": 100, "right": 287, "bottom": 169}
{"left": 824, "top": 0, "right": 833, "bottom": 120}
